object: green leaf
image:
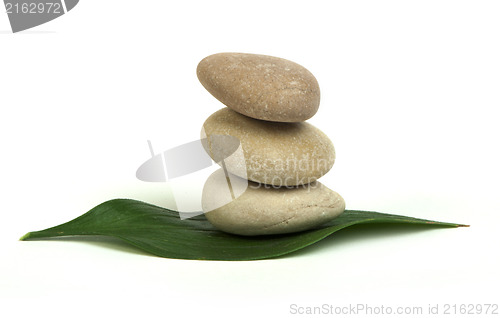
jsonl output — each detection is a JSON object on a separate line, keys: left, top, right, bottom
{"left": 20, "top": 199, "right": 468, "bottom": 261}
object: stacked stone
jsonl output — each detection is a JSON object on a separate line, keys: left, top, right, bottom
{"left": 197, "top": 53, "right": 345, "bottom": 236}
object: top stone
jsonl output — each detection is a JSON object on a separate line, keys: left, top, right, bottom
{"left": 197, "top": 53, "right": 320, "bottom": 122}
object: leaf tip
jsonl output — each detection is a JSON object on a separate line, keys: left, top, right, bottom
{"left": 19, "top": 233, "right": 31, "bottom": 241}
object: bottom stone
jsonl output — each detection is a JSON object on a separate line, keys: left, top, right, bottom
{"left": 202, "top": 169, "right": 345, "bottom": 236}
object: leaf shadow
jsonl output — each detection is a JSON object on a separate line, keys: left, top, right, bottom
{"left": 281, "top": 223, "right": 458, "bottom": 259}
{"left": 31, "top": 235, "right": 156, "bottom": 258}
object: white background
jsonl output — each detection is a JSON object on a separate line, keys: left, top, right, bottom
{"left": 1, "top": 1, "right": 499, "bottom": 317}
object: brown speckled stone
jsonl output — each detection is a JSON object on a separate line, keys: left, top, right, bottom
{"left": 197, "top": 53, "right": 320, "bottom": 122}
{"left": 202, "top": 169, "right": 345, "bottom": 236}
{"left": 201, "top": 108, "right": 335, "bottom": 186}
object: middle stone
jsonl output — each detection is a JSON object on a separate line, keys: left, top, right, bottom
{"left": 201, "top": 108, "right": 335, "bottom": 186}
